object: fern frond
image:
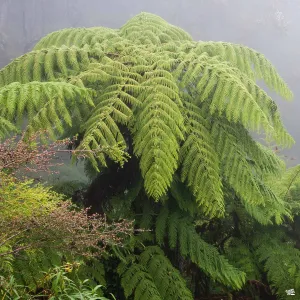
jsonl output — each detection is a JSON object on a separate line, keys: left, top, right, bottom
{"left": 33, "top": 27, "right": 119, "bottom": 50}
{"left": 192, "top": 42, "right": 292, "bottom": 100}
{"left": 212, "top": 120, "right": 265, "bottom": 206}
{"left": 178, "top": 55, "right": 277, "bottom": 138}
{"left": 0, "top": 117, "right": 17, "bottom": 140}
{"left": 77, "top": 259, "right": 106, "bottom": 288}
{"left": 140, "top": 246, "right": 193, "bottom": 299}
{"left": 120, "top": 12, "right": 192, "bottom": 45}
{"left": 0, "top": 81, "right": 93, "bottom": 138}
{"left": 180, "top": 101, "right": 224, "bottom": 217}
{"left": 253, "top": 231, "right": 300, "bottom": 299}
{"left": 156, "top": 207, "right": 246, "bottom": 289}
{"left": 12, "top": 249, "right": 65, "bottom": 292}
{"left": 170, "top": 177, "right": 200, "bottom": 217}
{"left": 77, "top": 111, "right": 126, "bottom": 169}
{"left": 269, "top": 165, "right": 300, "bottom": 214}
{"left": 133, "top": 71, "right": 185, "bottom": 200}
{"left": 77, "top": 78, "right": 141, "bottom": 169}
{"left": 276, "top": 165, "right": 300, "bottom": 201}
{"left": 118, "top": 247, "right": 193, "bottom": 300}
{"left": 118, "top": 260, "right": 162, "bottom": 300}
{"left": 224, "top": 238, "right": 261, "bottom": 281}
{"left": 0, "top": 45, "right": 103, "bottom": 87}
{"left": 232, "top": 186, "right": 291, "bottom": 226}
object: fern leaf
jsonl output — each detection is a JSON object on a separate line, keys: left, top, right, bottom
{"left": 254, "top": 231, "right": 300, "bottom": 298}
{"left": 0, "top": 117, "right": 17, "bottom": 140}
{"left": 0, "top": 46, "right": 103, "bottom": 87}
{"left": 118, "top": 247, "right": 193, "bottom": 300}
{"left": 156, "top": 208, "right": 246, "bottom": 289}
{"left": 0, "top": 81, "right": 94, "bottom": 139}
{"left": 192, "top": 42, "right": 292, "bottom": 100}
{"left": 133, "top": 71, "right": 185, "bottom": 200}
{"left": 180, "top": 101, "right": 224, "bottom": 217}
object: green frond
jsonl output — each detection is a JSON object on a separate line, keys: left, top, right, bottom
{"left": 180, "top": 101, "right": 224, "bottom": 217}
{"left": 217, "top": 120, "right": 284, "bottom": 175}
{"left": 192, "top": 42, "right": 293, "bottom": 100}
{"left": 0, "top": 45, "right": 102, "bottom": 87}
{"left": 212, "top": 120, "right": 267, "bottom": 206}
{"left": 140, "top": 246, "right": 193, "bottom": 299}
{"left": 155, "top": 206, "right": 169, "bottom": 245}
{"left": 118, "top": 246, "right": 193, "bottom": 300}
{"left": 12, "top": 249, "right": 65, "bottom": 292}
{"left": 276, "top": 165, "right": 300, "bottom": 201}
{"left": 133, "top": 72, "right": 185, "bottom": 200}
{"left": 0, "top": 81, "right": 93, "bottom": 138}
{"left": 0, "top": 117, "right": 17, "bottom": 140}
{"left": 170, "top": 177, "right": 200, "bottom": 217}
{"left": 224, "top": 238, "right": 261, "bottom": 281}
{"left": 78, "top": 79, "right": 141, "bottom": 169}
{"left": 156, "top": 208, "right": 246, "bottom": 289}
{"left": 253, "top": 231, "right": 300, "bottom": 299}
{"left": 233, "top": 66, "right": 293, "bottom": 146}
{"left": 33, "top": 27, "right": 119, "bottom": 50}
{"left": 181, "top": 57, "right": 275, "bottom": 136}
{"left": 77, "top": 259, "right": 106, "bottom": 287}
{"left": 233, "top": 186, "right": 292, "bottom": 226}
{"left": 120, "top": 12, "right": 192, "bottom": 45}
{"left": 268, "top": 165, "right": 300, "bottom": 214}
{"left": 118, "top": 261, "right": 162, "bottom": 300}
{"left": 77, "top": 107, "right": 126, "bottom": 169}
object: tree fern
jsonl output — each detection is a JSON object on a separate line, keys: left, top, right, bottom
{"left": 0, "top": 11, "right": 295, "bottom": 299}
{"left": 0, "top": 11, "right": 288, "bottom": 206}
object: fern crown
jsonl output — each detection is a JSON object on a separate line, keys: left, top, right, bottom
{"left": 0, "top": 12, "right": 292, "bottom": 219}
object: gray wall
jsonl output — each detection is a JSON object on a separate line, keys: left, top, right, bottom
{"left": 1, "top": 0, "right": 299, "bottom": 164}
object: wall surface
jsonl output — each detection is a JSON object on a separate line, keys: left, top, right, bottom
{"left": 1, "top": 0, "right": 299, "bottom": 164}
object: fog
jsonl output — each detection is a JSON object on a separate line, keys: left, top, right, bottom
{"left": 1, "top": 0, "right": 299, "bottom": 164}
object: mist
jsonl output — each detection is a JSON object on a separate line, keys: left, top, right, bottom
{"left": 1, "top": 0, "right": 299, "bottom": 162}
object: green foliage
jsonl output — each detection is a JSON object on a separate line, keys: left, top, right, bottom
{"left": 0, "top": 12, "right": 292, "bottom": 213}
{"left": 12, "top": 249, "right": 66, "bottom": 291}
{"left": 0, "top": 174, "right": 61, "bottom": 220}
{"left": 271, "top": 164, "right": 300, "bottom": 214}
{"left": 118, "top": 246, "right": 193, "bottom": 300}
{"left": 224, "top": 238, "right": 261, "bottom": 281}
{"left": 0, "top": 81, "right": 94, "bottom": 138}
{"left": 0, "top": 11, "right": 297, "bottom": 300}
{"left": 155, "top": 205, "right": 245, "bottom": 289}
{"left": 1, "top": 248, "right": 111, "bottom": 299}
{"left": 253, "top": 230, "right": 300, "bottom": 299}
